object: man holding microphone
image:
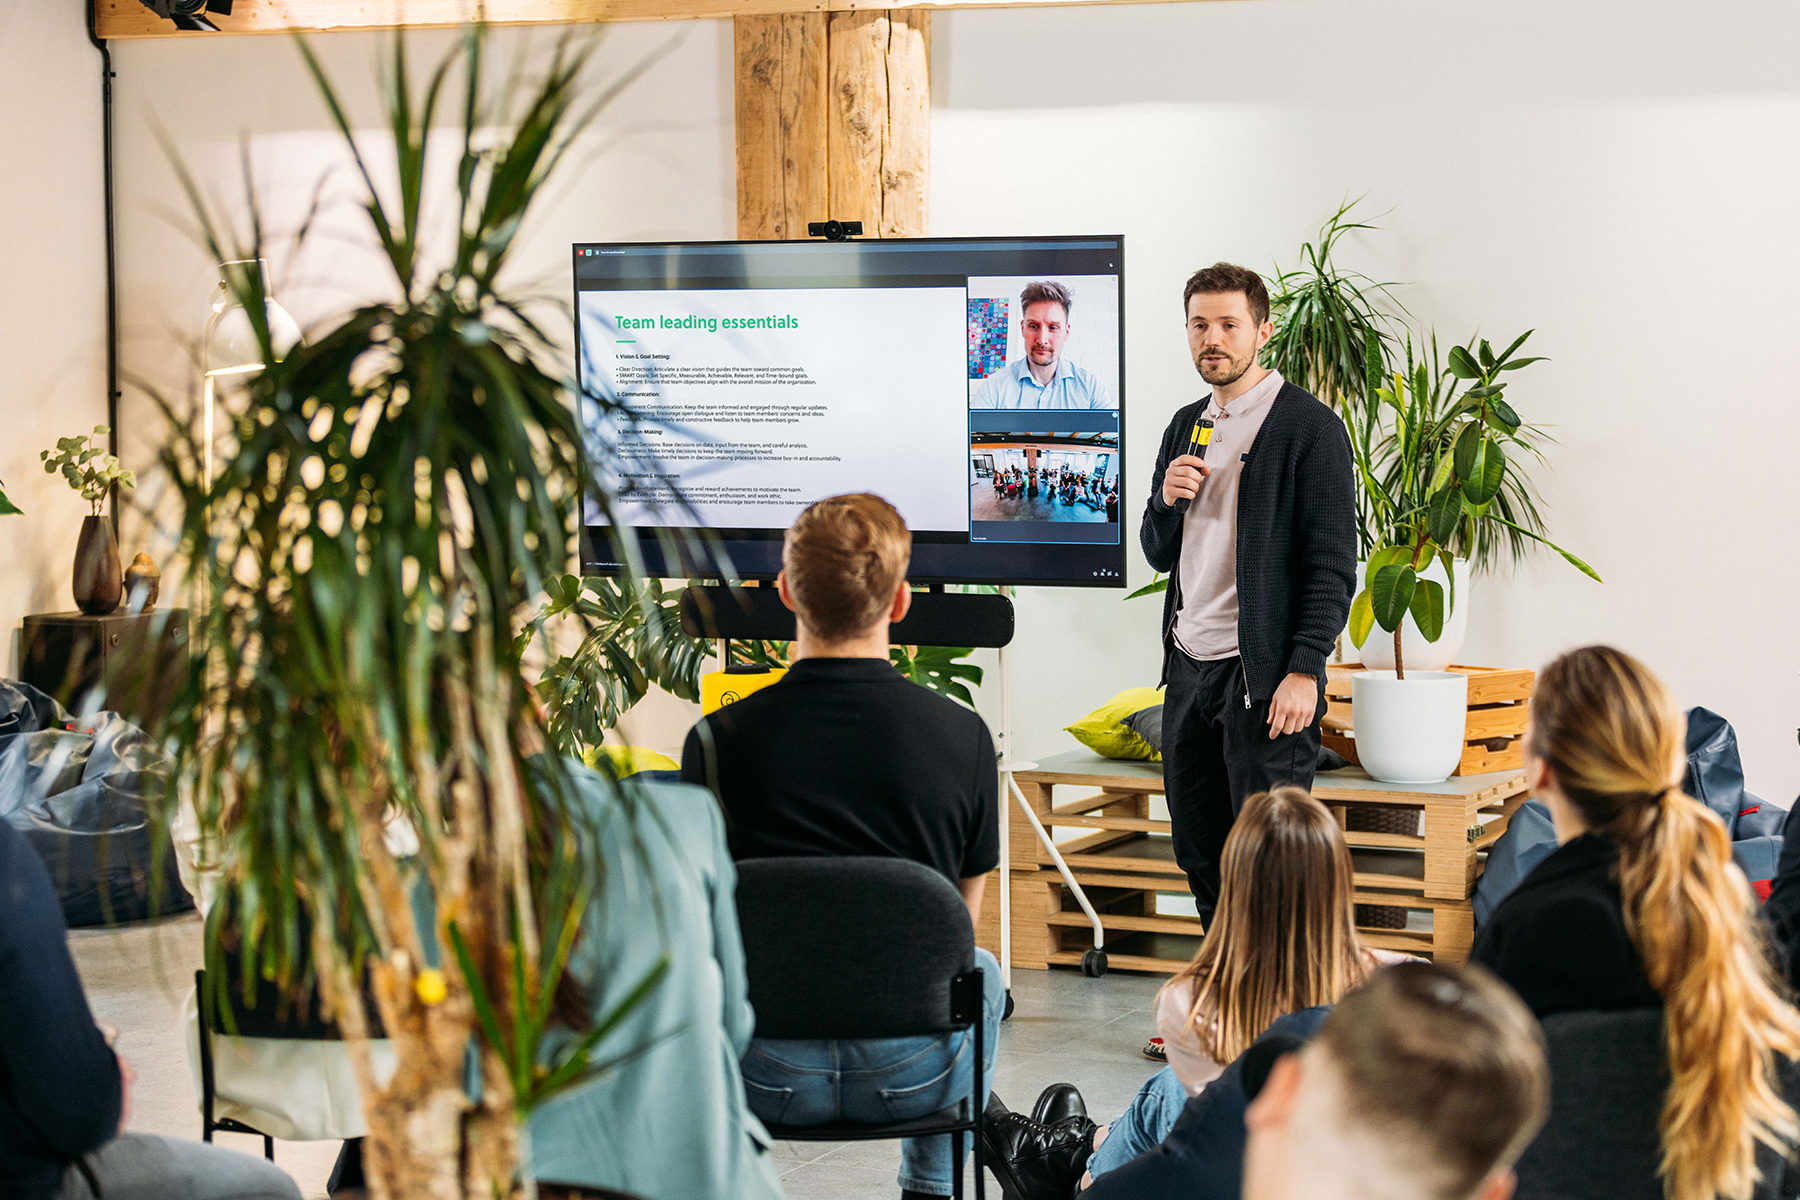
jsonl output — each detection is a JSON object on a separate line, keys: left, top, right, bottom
{"left": 1141, "top": 263, "right": 1356, "bottom": 925}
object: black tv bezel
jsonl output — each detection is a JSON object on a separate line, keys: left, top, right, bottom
{"left": 573, "top": 233, "right": 1127, "bottom": 589}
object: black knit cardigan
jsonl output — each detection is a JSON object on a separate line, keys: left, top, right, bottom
{"left": 1139, "top": 382, "right": 1357, "bottom": 702}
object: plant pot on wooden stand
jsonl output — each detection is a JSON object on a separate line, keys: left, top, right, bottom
{"left": 72, "top": 514, "right": 122, "bottom": 615}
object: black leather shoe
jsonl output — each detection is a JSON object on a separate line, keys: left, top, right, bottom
{"left": 1029, "top": 1083, "right": 1088, "bottom": 1127}
{"left": 981, "top": 1110, "right": 1096, "bottom": 1200}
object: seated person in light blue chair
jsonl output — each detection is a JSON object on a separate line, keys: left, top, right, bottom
{"left": 682, "top": 493, "right": 1004, "bottom": 1200}
{"left": 528, "top": 765, "right": 784, "bottom": 1200}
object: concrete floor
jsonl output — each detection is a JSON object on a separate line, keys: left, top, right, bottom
{"left": 970, "top": 484, "right": 1111, "bottom": 523}
{"left": 71, "top": 913, "right": 1168, "bottom": 1200}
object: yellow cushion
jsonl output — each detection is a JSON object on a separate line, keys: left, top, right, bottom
{"left": 1065, "top": 687, "right": 1165, "bottom": 761}
{"left": 584, "top": 745, "right": 681, "bottom": 776}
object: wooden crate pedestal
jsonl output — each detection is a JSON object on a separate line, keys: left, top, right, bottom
{"left": 975, "top": 749, "right": 1528, "bottom": 974}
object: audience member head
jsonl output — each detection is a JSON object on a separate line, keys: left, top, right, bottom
{"left": 1244, "top": 961, "right": 1549, "bottom": 1200}
{"left": 1527, "top": 645, "right": 1800, "bottom": 1200}
{"left": 778, "top": 493, "right": 912, "bottom": 650}
{"left": 1168, "top": 787, "right": 1365, "bottom": 1064}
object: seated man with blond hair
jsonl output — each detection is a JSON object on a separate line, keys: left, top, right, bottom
{"left": 681, "top": 492, "right": 1002, "bottom": 1200}
{"left": 1243, "top": 961, "right": 1549, "bottom": 1200}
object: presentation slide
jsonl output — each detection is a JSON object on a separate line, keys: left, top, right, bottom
{"left": 575, "top": 236, "right": 1128, "bottom": 586}
{"left": 584, "top": 287, "right": 968, "bottom": 533}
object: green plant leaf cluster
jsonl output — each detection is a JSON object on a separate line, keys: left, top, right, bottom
{"left": 40, "top": 426, "right": 135, "bottom": 516}
{"left": 1343, "top": 332, "right": 1600, "bottom": 670}
{"left": 1264, "top": 199, "right": 1405, "bottom": 418}
{"left": 148, "top": 26, "right": 686, "bottom": 1150}
{"left": 890, "top": 643, "right": 983, "bottom": 707}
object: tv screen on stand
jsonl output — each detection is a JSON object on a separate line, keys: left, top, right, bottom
{"left": 575, "top": 234, "right": 1125, "bottom": 587}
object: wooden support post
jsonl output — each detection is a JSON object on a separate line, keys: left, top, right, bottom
{"left": 735, "top": 9, "right": 929, "bottom": 240}
{"left": 734, "top": 14, "right": 829, "bottom": 240}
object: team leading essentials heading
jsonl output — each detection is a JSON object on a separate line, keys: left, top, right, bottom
{"left": 616, "top": 314, "right": 801, "bottom": 333}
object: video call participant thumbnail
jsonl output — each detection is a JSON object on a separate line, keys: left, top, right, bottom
{"left": 972, "top": 280, "right": 1113, "bottom": 411}
{"left": 1243, "top": 962, "right": 1549, "bottom": 1200}
{"left": 680, "top": 493, "right": 1003, "bottom": 1200}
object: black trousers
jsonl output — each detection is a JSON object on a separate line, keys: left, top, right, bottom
{"left": 1162, "top": 651, "right": 1326, "bottom": 922}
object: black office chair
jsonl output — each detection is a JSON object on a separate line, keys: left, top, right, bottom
{"left": 736, "top": 856, "right": 988, "bottom": 1200}
{"left": 1514, "top": 1008, "right": 1800, "bottom": 1200}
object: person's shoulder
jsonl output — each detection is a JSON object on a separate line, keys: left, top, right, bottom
{"left": 1272, "top": 381, "right": 1339, "bottom": 427}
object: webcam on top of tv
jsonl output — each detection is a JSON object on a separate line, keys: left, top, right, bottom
{"left": 807, "top": 220, "right": 864, "bottom": 242}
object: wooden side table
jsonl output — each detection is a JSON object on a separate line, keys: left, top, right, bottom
{"left": 973, "top": 748, "right": 1528, "bottom": 974}
{"left": 19, "top": 609, "right": 190, "bottom": 724}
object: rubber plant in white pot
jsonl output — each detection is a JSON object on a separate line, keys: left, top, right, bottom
{"left": 1343, "top": 334, "right": 1599, "bottom": 783}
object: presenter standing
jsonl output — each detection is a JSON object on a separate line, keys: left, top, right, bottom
{"left": 1140, "top": 263, "right": 1355, "bottom": 924}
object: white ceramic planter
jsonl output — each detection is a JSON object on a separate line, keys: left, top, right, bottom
{"left": 1354, "top": 557, "right": 1470, "bottom": 672}
{"left": 1350, "top": 670, "right": 1469, "bottom": 784}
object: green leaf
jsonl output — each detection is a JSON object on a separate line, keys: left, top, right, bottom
{"left": 1349, "top": 587, "right": 1375, "bottom": 648}
{"left": 1439, "top": 546, "right": 1457, "bottom": 621}
{"left": 1486, "top": 398, "right": 1521, "bottom": 433}
{"left": 0, "top": 488, "right": 20, "bottom": 517}
{"left": 1478, "top": 340, "right": 1495, "bottom": 369}
{"left": 1409, "top": 578, "right": 1445, "bottom": 642}
{"left": 1124, "top": 575, "right": 1168, "bottom": 600}
{"left": 1494, "top": 330, "right": 1534, "bottom": 365}
{"left": 1463, "top": 384, "right": 1504, "bottom": 399}
{"left": 1446, "top": 345, "right": 1482, "bottom": 379}
{"left": 1425, "top": 483, "right": 1462, "bottom": 545}
{"left": 1370, "top": 563, "right": 1417, "bottom": 632}
{"left": 894, "top": 644, "right": 983, "bottom": 708}
{"left": 448, "top": 920, "right": 516, "bottom": 1077}
{"left": 1453, "top": 422, "right": 1482, "bottom": 480}
{"left": 1497, "top": 356, "right": 1548, "bottom": 371}
{"left": 1484, "top": 514, "right": 1603, "bottom": 582}
{"left": 1463, "top": 436, "right": 1507, "bottom": 505}
{"left": 1365, "top": 544, "right": 1409, "bottom": 586}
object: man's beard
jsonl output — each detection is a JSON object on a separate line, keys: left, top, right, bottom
{"left": 1195, "top": 348, "right": 1251, "bottom": 386}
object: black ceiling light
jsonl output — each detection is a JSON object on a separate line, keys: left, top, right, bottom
{"left": 138, "top": 0, "right": 234, "bottom": 32}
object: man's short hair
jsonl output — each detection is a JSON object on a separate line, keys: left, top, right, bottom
{"left": 1183, "top": 262, "right": 1270, "bottom": 326}
{"left": 1315, "top": 962, "right": 1549, "bottom": 1200}
{"left": 1020, "top": 280, "right": 1072, "bottom": 319}
{"left": 782, "top": 493, "right": 912, "bottom": 643}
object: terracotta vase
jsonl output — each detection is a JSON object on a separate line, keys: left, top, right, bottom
{"left": 73, "top": 514, "right": 123, "bottom": 615}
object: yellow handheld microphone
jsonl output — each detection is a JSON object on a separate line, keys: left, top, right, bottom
{"left": 1172, "top": 417, "right": 1215, "bottom": 514}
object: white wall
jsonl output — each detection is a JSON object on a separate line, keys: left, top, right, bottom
{"left": 0, "top": 4, "right": 111, "bottom": 670}
{"left": 936, "top": 0, "right": 1800, "bottom": 801}
{"left": 61, "top": 0, "right": 1800, "bottom": 799}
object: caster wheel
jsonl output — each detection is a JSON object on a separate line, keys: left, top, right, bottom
{"left": 1003, "top": 989, "right": 1015, "bottom": 1021}
{"left": 1081, "top": 949, "right": 1108, "bottom": 978}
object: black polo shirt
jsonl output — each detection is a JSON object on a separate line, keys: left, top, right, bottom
{"left": 680, "top": 656, "right": 999, "bottom": 884}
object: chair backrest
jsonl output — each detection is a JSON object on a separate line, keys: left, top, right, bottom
{"left": 735, "top": 856, "right": 975, "bottom": 1040}
{"left": 1513, "top": 1008, "right": 1800, "bottom": 1200}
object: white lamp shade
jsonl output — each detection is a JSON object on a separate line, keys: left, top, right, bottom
{"left": 204, "top": 258, "right": 302, "bottom": 375}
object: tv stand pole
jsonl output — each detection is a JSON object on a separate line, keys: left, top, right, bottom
{"left": 997, "top": 588, "right": 1107, "bottom": 991}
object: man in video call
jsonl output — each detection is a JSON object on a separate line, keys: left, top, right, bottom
{"left": 681, "top": 493, "right": 1003, "bottom": 1200}
{"left": 973, "top": 280, "right": 1113, "bottom": 410}
{"left": 1140, "top": 263, "right": 1355, "bottom": 925}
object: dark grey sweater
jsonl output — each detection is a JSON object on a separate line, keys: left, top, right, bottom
{"left": 1139, "top": 382, "right": 1356, "bottom": 702}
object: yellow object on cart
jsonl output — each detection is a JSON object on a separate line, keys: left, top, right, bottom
{"left": 701, "top": 664, "right": 788, "bottom": 714}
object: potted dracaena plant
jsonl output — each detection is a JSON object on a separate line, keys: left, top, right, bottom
{"left": 149, "top": 27, "right": 690, "bottom": 1200}
{"left": 1341, "top": 333, "right": 1599, "bottom": 782}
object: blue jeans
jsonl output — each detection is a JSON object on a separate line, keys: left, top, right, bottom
{"left": 741, "top": 947, "right": 1003, "bottom": 1196}
{"left": 1085, "top": 1065, "right": 1188, "bottom": 1180}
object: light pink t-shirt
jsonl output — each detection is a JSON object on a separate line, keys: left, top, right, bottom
{"left": 1153, "top": 947, "right": 1416, "bottom": 1096}
{"left": 1172, "top": 369, "right": 1285, "bottom": 662}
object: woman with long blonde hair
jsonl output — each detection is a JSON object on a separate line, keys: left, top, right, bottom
{"left": 985, "top": 787, "right": 1415, "bottom": 1198}
{"left": 1471, "top": 645, "right": 1800, "bottom": 1200}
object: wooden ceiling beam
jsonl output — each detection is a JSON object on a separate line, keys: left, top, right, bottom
{"left": 95, "top": 0, "right": 1205, "bottom": 40}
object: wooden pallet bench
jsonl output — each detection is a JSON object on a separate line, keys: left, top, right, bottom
{"left": 974, "top": 748, "right": 1528, "bottom": 975}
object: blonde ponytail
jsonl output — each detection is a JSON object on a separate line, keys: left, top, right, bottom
{"left": 1534, "top": 647, "right": 1800, "bottom": 1200}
